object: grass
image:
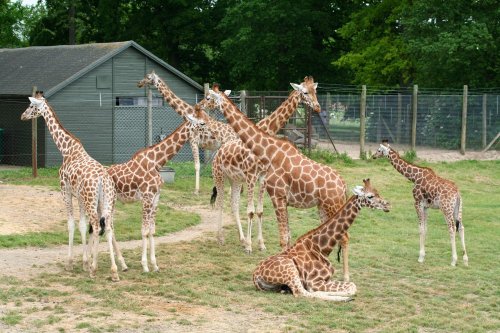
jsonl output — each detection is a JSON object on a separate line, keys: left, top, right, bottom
{"left": 0, "top": 158, "right": 499, "bottom": 332}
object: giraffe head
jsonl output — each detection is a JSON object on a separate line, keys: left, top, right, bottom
{"left": 21, "top": 91, "right": 46, "bottom": 120}
{"left": 198, "top": 84, "right": 232, "bottom": 112}
{"left": 137, "top": 70, "right": 160, "bottom": 88}
{"left": 290, "top": 76, "right": 321, "bottom": 113}
{"left": 352, "top": 178, "right": 391, "bottom": 212}
{"left": 372, "top": 139, "right": 391, "bottom": 159}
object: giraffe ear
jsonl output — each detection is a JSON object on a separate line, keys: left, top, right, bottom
{"left": 313, "top": 82, "right": 318, "bottom": 89}
{"left": 223, "top": 90, "right": 231, "bottom": 96}
{"left": 29, "top": 97, "right": 44, "bottom": 106}
{"left": 352, "top": 186, "right": 364, "bottom": 196}
{"left": 290, "top": 83, "right": 302, "bottom": 92}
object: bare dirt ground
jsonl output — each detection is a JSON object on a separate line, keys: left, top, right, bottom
{"left": 0, "top": 146, "right": 497, "bottom": 332}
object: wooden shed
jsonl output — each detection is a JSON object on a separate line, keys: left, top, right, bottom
{"left": 0, "top": 41, "right": 203, "bottom": 166}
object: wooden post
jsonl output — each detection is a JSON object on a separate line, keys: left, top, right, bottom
{"left": 482, "top": 93, "right": 487, "bottom": 149}
{"left": 147, "top": 86, "right": 153, "bottom": 146}
{"left": 411, "top": 85, "right": 418, "bottom": 151}
{"left": 460, "top": 85, "right": 468, "bottom": 155}
{"left": 396, "top": 93, "right": 402, "bottom": 143}
{"left": 240, "top": 90, "right": 247, "bottom": 115}
{"left": 359, "top": 85, "right": 366, "bottom": 158}
{"left": 203, "top": 83, "right": 209, "bottom": 96}
{"left": 31, "top": 86, "right": 38, "bottom": 178}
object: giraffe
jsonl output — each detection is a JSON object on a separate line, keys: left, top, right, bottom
{"left": 199, "top": 84, "right": 356, "bottom": 281}
{"left": 372, "top": 140, "right": 468, "bottom": 266}
{"left": 137, "top": 71, "right": 237, "bottom": 194}
{"left": 21, "top": 93, "right": 126, "bottom": 281}
{"left": 253, "top": 179, "right": 390, "bottom": 301}
{"left": 107, "top": 116, "right": 200, "bottom": 272}
{"left": 194, "top": 77, "right": 323, "bottom": 254}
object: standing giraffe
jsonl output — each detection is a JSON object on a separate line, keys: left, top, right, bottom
{"left": 107, "top": 116, "right": 200, "bottom": 272}
{"left": 199, "top": 85, "right": 356, "bottom": 281}
{"left": 253, "top": 179, "right": 390, "bottom": 301}
{"left": 194, "top": 77, "right": 323, "bottom": 253}
{"left": 372, "top": 140, "right": 468, "bottom": 266}
{"left": 137, "top": 71, "right": 237, "bottom": 194}
{"left": 21, "top": 94, "right": 126, "bottom": 281}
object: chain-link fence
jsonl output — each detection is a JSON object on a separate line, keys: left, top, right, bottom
{"left": 1, "top": 88, "right": 499, "bottom": 168}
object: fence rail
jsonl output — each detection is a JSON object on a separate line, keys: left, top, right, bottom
{"left": 1, "top": 85, "right": 499, "bottom": 167}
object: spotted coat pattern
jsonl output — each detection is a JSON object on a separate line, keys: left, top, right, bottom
{"left": 137, "top": 71, "right": 237, "bottom": 194}
{"left": 107, "top": 121, "right": 191, "bottom": 272}
{"left": 372, "top": 142, "right": 468, "bottom": 266}
{"left": 200, "top": 84, "right": 355, "bottom": 279}
{"left": 21, "top": 94, "right": 125, "bottom": 281}
{"left": 253, "top": 179, "right": 390, "bottom": 301}
{"left": 197, "top": 77, "right": 324, "bottom": 254}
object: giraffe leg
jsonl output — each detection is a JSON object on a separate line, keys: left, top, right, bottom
{"left": 308, "top": 278, "right": 357, "bottom": 301}
{"left": 61, "top": 186, "right": 75, "bottom": 271}
{"left": 191, "top": 141, "right": 200, "bottom": 195}
{"left": 88, "top": 217, "right": 100, "bottom": 279}
{"left": 230, "top": 182, "right": 246, "bottom": 246}
{"left": 213, "top": 166, "right": 226, "bottom": 245}
{"left": 271, "top": 196, "right": 291, "bottom": 249}
{"left": 105, "top": 219, "right": 120, "bottom": 282}
{"left": 255, "top": 177, "right": 266, "bottom": 251}
{"left": 455, "top": 196, "right": 468, "bottom": 266}
{"left": 415, "top": 203, "right": 428, "bottom": 263}
{"left": 244, "top": 180, "right": 257, "bottom": 254}
{"left": 140, "top": 195, "right": 155, "bottom": 272}
{"left": 444, "top": 213, "right": 458, "bottom": 267}
{"left": 149, "top": 193, "right": 160, "bottom": 272}
{"left": 78, "top": 200, "right": 89, "bottom": 271}
{"left": 339, "top": 233, "right": 350, "bottom": 282}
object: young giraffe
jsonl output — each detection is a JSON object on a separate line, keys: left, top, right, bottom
{"left": 372, "top": 140, "right": 468, "bottom": 266}
{"left": 253, "top": 179, "right": 390, "bottom": 301}
{"left": 194, "top": 77, "right": 322, "bottom": 253}
{"left": 21, "top": 94, "right": 125, "bottom": 281}
{"left": 137, "top": 71, "right": 237, "bottom": 194}
{"left": 107, "top": 117, "right": 201, "bottom": 272}
{"left": 199, "top": 85, "right": 357, "bottom": 281}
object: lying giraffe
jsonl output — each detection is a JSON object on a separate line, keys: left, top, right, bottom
{"left": 137, "top": 71, "right": 237, "bottom": 194}
{"left": 194, "top": 77, "right": 322, "bottom": 253}
{"left": 21, "top": 93, "right": 126, "bottom": 281}
{"left": 199, "top": 85, "right": 358, "bottom": 281}
{"left": 253, "top": 179, "right": 390, "bottom": 301}
{"left": 372, "top": 140, "right": 468, "bottom": 266}
{"left": 107, "top": 116, "right": 201, "bottom": 272}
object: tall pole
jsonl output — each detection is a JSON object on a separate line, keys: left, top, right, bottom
{"left": 411, "top": 85, "right": 418, "bottom": 151}
{"left": 482, "top": 94, "right": 487, "bottom": 149}
{"left": 359, "top": 85, "right": 366, "bottom": 158}
{"left": 31, "top": 86, "right": 38, "bottom": 178}
{"left": 147, "top": 86, "right": 153, "bottom": 146}
{"left": 460, "top": 85, "right": 468, "bottom": 155}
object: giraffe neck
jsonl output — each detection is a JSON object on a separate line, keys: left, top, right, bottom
{"left": 256, "top": 91, "right": 301, "bottom": 135}
{"left": 218, "top": 96, "right": 278, "bottom": 158}
{"left": 203, "top": 116, "right": 238, "bottom": 144}
{"left": 133, "top": 122, "right": 190, "bottom": 169}
{"left": 153, "top": 77, "right": 193, "bottom": 117}
{"left": 298, "top": 196, "right": 360, "bottom": 257}
{"left": 387, "top": 149, "right": 422, "bottom": 182}
{"left": 41, "top": 103, "right": 85, "bottom": 157}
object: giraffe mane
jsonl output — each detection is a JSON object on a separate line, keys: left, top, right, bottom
{"left": 45, "top": 100, "right": 82, "bottom": 145}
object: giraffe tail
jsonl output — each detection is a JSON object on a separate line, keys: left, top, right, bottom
{"left": 336, "top": 246, "right": 342, "bottom": 262}
{"left": 454, "top": 195, "right": 462, "bottom": 232}
{"left": 210, "top": 186, "right": 217, "bottom": 207}
{"left": 88, "top": 217, "right": 106, "bottom": 236}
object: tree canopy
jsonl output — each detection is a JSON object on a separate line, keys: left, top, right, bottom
{"left": 2, "top": 0, "right": 499, "bottom": 90}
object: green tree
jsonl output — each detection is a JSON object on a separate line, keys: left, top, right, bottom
{"left": 213, "top": 0, "right": 353, "bottom": 90}
{"left": 404, "top": 0, "right": 500, "bottom": 88}
{"left": 0, "top": 0, "right": 32, "bottom": 47}
{"left": 335, "top": 0, "right": 413, "bottom": 87}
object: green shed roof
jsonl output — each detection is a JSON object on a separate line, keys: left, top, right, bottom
{"left": 0, "top": 41, "right": 203, "bottom": 97}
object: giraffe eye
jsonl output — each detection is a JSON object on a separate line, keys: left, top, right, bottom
{"left": 366, "top": 194, "right": 374, "bottom": 199}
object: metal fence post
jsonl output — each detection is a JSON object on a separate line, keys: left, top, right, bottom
{"left": 460, "top": 85, "right": 468, "bottom": 155}
{"left": 482, "top": 93, "right": 487, "bottom": 149}
{"left": 396, "top": 93, "right": 402, "bottom": 143}
{"left": 411, "top": 85, "right": 418, "bottom": 151}
{"left": 240, "top": 90, "right": 247, "bottom": 115}
{"left": 31, "top": 86, "right": 38, "bottom": 178}
{"left": 359, "top": 85, "right": 366, "bottom": 158}
{"left": 147, "top": 86, "right": 152, "bottom": 146}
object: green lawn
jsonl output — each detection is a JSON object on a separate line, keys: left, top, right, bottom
{"left": 0, "top": 157, "right": 498, "bottom": 332}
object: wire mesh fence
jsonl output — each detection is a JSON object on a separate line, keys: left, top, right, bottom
{"left": 0, "top": 87, "right": 499, "bottom": 168}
